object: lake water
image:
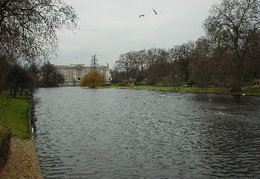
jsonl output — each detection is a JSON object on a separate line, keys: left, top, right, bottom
{"left": 33, "top": 87, "right": 260, "bottom": 178}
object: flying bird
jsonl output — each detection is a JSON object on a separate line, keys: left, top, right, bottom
{"left": 139, "top": 14, "right": 145, "bottom": 18}
{"left": 153, "top": 8, "right": 158, "bottom": 15}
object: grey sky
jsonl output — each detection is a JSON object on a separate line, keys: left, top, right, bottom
{"left": 53, "top": 0, "right": 221, "bottom": 67}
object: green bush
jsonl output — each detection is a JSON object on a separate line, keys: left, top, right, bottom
{"left": 0, "top": 122, "right": 11, "bottom": 148}
{"left": 187, "top": 78, "right": 195, "bottom": 86}
{"left": 244, "top": 78, "right": 257, "bottom": 87}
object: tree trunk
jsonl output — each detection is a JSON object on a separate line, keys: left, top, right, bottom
{"left": 231, "top": 80, "right": 242, "bottom": 92}
{"left": 231, "top": 71, "right": 242, "bottom": 92}
{"left": 13, "top": 90, "right": 16, "bottom": 98}
{"left": 13, "top": 86, "right": 17, "bottom": 98}
{"left": 19, "top": 88, "right": 23, "bottom": 95}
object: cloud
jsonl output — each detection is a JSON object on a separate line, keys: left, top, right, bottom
{"left": 54, "top": 0, "right": 221, "bottom": 67}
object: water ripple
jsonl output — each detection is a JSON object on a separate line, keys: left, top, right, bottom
{"left": 34, "top": 87, "right": 260, "bottom": 178}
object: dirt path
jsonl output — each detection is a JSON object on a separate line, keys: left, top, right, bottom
{"left": 0, "top": 137, "right": 42, "bottom": 179}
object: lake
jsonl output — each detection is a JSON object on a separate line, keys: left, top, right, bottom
{"left": 33, "top": 87, "right": 260, "bottom": 178}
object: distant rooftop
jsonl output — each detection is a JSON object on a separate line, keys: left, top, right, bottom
{"left": 70, "top": 64, "right": 85, "bottom": 67}
{"left": 56, "top": 64, "right": 85, "bottom": 67}
{"left": 56, "top": 63, "right": 109, "bottom": 68}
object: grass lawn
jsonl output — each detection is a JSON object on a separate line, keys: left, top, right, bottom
{"left": 0, "top": 92, "right": 31, "bottom": 139}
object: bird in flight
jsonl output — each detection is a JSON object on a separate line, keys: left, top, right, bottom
{"left": 139, "top": 14, "right": 145, "bottom": 18}
{"left": 153, "top": 8, "right": 158, "bottom": 15}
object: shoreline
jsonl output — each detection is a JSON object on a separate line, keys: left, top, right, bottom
{"left": 0, "top": 137, "right": 42, "bottom": 179}
{"left": 106, "top": 86, "right": 260, "bottom": 97}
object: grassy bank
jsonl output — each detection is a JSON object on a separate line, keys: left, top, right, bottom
{"left": 107, "top": 85, "right": 260, "bottom": 96}
{"left": 0, "top": 92, "right": 42, "bottom": 178}
{"left": 0, "top": 92, "right": 31, "bottom": 139}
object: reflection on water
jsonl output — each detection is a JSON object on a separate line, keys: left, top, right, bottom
{"left": 34, "top": 87, "right": 260, "bottom": 178}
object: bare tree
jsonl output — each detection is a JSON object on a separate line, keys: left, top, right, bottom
{"left": 91, "top": 55, "right": 98, "bottom": 70}
{"left": 244, "top": 30, "right": 260, "bottom": 78}
{"left": 40, "top": 62, "right": 64, "bottom": 87}
{"left": 5, "top": 65, "right": 36, "bottom": 98}
{"left": 145, "top": 48, "right": 169, "bottom": 82}
{"left": 204, "top": 0, "right": 260, "bottom": 91}
{"left": 0, "top": 0, "right": 78, "bottom": 62}
{"left": 168, "top": 42, "right": 195, "bottom": 82}
{"left": 0, "top": 56, "right": 11, "bottom": 92}
{"left": 115, "top": 52, "right": 138, "bottom": 81}
{"left": 146, "top": 64, "right": 159, "bottom": 85}
{"left": 189, "top": 37, "right": 214, "bottom": 87}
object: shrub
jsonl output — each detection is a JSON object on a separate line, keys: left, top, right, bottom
{"left": 80, "top": 70, "right": 105, "bottom": 88}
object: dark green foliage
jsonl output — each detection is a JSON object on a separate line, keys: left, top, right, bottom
{"left": 5, "top": 65, "right": 37, "bottom": 98}
{"left": 40, "top": 62, "right": 64, "bottom": 87}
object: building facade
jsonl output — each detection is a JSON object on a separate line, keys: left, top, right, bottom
{"left": 56, "top": 64, "right": 111, "bottom": 86}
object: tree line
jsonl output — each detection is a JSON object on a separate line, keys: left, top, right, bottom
{"left": 112, "top": 0, "right": 260, "bottom": 92}
{"left": 0, "top": 0, "right": 77, "bottom": 97}
{"left": 0, "top": 59, "right": 64, "bottom": 98}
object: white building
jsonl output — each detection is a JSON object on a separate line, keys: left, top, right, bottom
{"left": 56, "top": 64, "right": 111, "bottom": 86}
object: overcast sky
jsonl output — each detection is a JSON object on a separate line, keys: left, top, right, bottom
{"left": 53, "top": 0, "right": 221, "bottom": 67}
